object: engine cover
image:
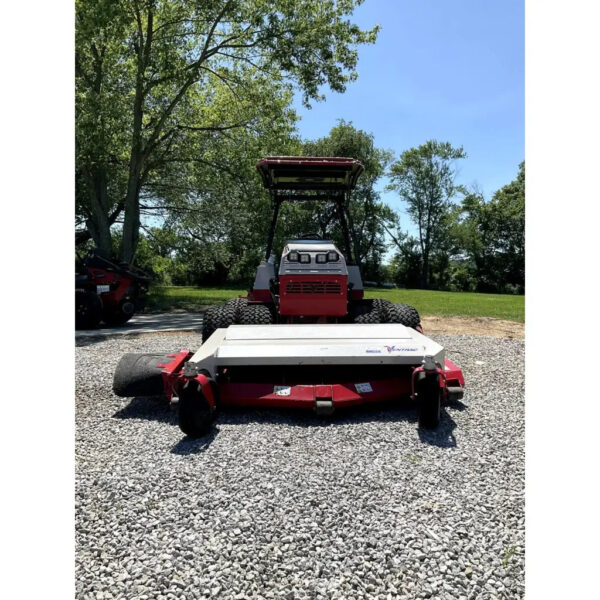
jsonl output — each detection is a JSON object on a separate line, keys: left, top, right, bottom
{"left": 279, "top": 273, "right": 348, "bottom": 316}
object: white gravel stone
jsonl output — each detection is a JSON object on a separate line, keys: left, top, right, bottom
{"left": 76, "top": 331, "right": 524, "bottom": 599}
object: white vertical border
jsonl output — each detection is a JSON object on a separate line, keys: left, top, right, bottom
{"left": 527, "top": 0, "right": 600, "bottom": 598}
{"left": 0, "top": 1, "right": 74, "bottom": 598}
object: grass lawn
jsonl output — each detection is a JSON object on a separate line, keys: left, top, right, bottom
{"left": 146, "top": 285, "right": 524, "bottom": 323}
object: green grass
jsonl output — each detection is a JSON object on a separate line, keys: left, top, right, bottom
{"left": 146, "top": 285, "right": 524, "bottom": 323}
{"left": 146, "top": 285, "right": 247, "bottom": 312}
{"left": 363, "top": 288, "right": 524, "bottom": 322}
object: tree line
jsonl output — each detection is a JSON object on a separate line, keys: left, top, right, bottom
{"left": 76, "top": 0, "right": 524, "bottom": 294}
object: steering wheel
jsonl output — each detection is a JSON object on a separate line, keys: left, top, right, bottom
{"left": 299, "top": 233, "right": 323, "bottom": 240}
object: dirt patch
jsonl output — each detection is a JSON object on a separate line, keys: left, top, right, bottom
{"left": 421, "top": 315, "right": 524, "bottom": 339}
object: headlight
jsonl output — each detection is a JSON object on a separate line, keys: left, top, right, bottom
{"left": 287, "top": 251, "right": 299, "bottom": 262}
{"left": 316, "top": 254, "right": 327, "bottom": 264}
{"left": 327, "top": 251, "right": 339, "bottom": 262}
{"left": 299, "top": 253, "right": 311, "bottom": 264}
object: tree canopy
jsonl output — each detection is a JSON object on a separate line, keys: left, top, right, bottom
{"left": 76, "top": 0, "right": 378, "bottom": 261}
{"left": 454, "top": 162, "right": 525, "bottom": 293}
{"left": 75, "top": 1, "right": 524, "bottom": 295}
{"left": 387, "top": 140, "right": 467, "bottom": 289}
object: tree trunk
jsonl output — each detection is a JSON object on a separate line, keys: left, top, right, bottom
{"left": 120, "top": 154, "right": 143, "bottom": 263}
{"left": 344, "top": 203, "right": 362, "bottom": 267}
{"left": 421, "top": 251, "right": 429, "bottom": 289}
{"left": 83, "top": 168, "right": 113, "bottom": 259}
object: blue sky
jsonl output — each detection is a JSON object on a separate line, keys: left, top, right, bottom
{"left": 292, "top": 0, "right": 524, "bottom": 233}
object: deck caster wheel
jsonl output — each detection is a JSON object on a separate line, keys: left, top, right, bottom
{"left": 178, "top": 380, "right": 216, "bottom": 437}
{"left": 416, "top": 371, "right": 441, "bottom": 429}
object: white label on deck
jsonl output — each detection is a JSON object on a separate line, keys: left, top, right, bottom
{"left": 273, "top": 385, "right": 291, "bottom": 396}
{"left": 355, "top": 382, "right": 373, "bottom": 393}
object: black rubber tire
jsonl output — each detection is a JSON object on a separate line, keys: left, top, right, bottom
{"left": 219, "top": 300, "right": 239, "bottom": 328}
{"left": 388, "top": 303, "right": 421, "bottom": 330}
{"left": 112, "top": 353, "right": 172, "bottom": 397}
{"left": 102, "top": 299, "right": 136, "bottom": 325}
{"left": 416, "top": 371, "right": 441, "bottom": 429}
{"left": 76, "top": 290, "right": 103, "bottom": 329}
{"left": 201, "top": 305, "right": 224, "bottom": 342}
{"left": 178, "top": 380, "right": 216, "bottom": 437}
{"left": 239, "top": 303, "right": 273, "bottom": 325}
{"left": 201, "top": 298, "right": 248, "bottom": 342}
{"left": 373, "top": 298, "right": 394, "bottom": 322}
{"left": 228, "top": 297, "right": 248, "bottom": 321}
{"left": 352, "top": 300, "right": 382, "bottom": 324}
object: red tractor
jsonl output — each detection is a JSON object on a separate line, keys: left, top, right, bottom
{"left": 201, "top": 157, "right": 422, "bottom": 339}
{"left": 113, "top": 157, "right": 464, "bottom": 435}
{"left": 76, "top": 250, "right": 151, "bottom": 329}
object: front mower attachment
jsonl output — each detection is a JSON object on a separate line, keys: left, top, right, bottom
{"left": 112, "top": 324, "right": 465, "bottom": 435}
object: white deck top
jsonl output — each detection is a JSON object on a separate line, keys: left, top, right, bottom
{"left": 190, "top": 323, "right": 444, "bottom": 371}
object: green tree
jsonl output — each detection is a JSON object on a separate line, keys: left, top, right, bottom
{"left": 457, "top": 162, "right": 525, "bottom": 293}
{"left": 388, "top": 140, "right": 466, "bottom": 288}
{"left": 76, "top": 0, "right": 379, "bottom": 261}
{"left": 299, "top": 121, "right": 395, "bottom": 280}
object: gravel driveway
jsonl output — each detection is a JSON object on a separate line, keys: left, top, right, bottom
{"left": 76, "top": 332, "right": 524, "bottom": 600}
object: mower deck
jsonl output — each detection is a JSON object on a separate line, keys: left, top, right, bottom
{"left": 190, "top": 323, "right": 445, "bottom": 371}
{"left": 155, "top": 324, "right": 464, "bottom": 414}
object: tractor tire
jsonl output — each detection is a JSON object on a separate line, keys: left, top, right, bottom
{"left": 102, "top": 299, "right": 136, "bottom": 326}
{"left": 388, "top": 303, "right": 421, "bottom": 330}
{"left": 201, "top": 298, "right": 250, "bottom": 342}
{"left": 372, "top": 298, "right": 394, "bottom": 322}
{"left": 239, "top": 303, "right": 273, "bottom": 325}
{"left": 178, "top": 380, "right": 216, "bottom": 437}
{"left": 228, "top": 297, "right": 248, "bottom": 320}
{"left": 76, "top": 290, "right": 103, "bottom": 329}
{"left": 113, "top": 353, "right": 173, "bottom": 397}
{"left": 416, "top": 371, "right": 441, "bottom": 429}
{"left": 201, "top": 305, "right": 224, "bottom": 342}
{"left": 352, "top": 300, "right": 382, "bottom": 324}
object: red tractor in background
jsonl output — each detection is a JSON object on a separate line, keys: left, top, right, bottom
{"left": 75, "top": 250, "right": 151, "bottom": 329}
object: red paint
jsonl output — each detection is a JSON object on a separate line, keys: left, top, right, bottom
{"left": 444, "top": 357, "right": 465, "bottom": 387}
{"left": 159, "top": 351, "right": 193, "bottom": 402}
{"left": 195, "top": 373, "right": 216, "bottom": 409}
{"left": 247, "top": 289, "right": 271, "bottom": 303}
{"left": 218, "top": 378, "right": 413, "bottom": 408}
{"left": 257, "top": 156, "right": 361, "bottom": 168}
{"left": 157, "top": 353, "right": 465, "bottom": 412}
{"left": 279, "top": 274, "right": 348, "bottom": 316}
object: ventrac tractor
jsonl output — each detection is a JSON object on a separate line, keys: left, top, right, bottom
{"left": 113, "top": 157, "right": 465, "bottom": 436}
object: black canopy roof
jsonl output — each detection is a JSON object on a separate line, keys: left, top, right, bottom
{"left": 256, "top": 156, "right": 364, "bottom": 197}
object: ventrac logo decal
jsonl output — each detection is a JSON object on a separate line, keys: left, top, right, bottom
{"left": 384, "top": 345, "right": 418, "bottom": 353}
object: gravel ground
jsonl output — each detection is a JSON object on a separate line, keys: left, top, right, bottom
{"left": 76, "top": 331, "right": 524, "bottom": 600}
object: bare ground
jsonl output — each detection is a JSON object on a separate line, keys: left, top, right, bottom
{"left": 422, "top": 315, "right": 524, "bottom": 339}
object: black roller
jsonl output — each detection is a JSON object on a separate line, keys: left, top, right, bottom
{"left": 112, "top": 353, "right": 173, "bottom": 397}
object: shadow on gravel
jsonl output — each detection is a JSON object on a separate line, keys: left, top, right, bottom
{"left": 171, "top": 428, "right": 220, "bottom": 455}
{"left": 215, "top": 400, "right": 462, "bottom": 448}
{"left": 214, "top": 399, "right": 418, "bottom": 429}
{"left": 75, "top": 335, "right": 107, "bottom": 347}
{"left": 113, "top": 395, "right": 464, "bottom": 449}
{"left": 417, "top": 408, "right": 458, "bottom": 448}
{"left": 112, "top": 396, "right": 175, "bottom": 425}
{"left": 447, "top": 398, "right": 468, "bottom": 412}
